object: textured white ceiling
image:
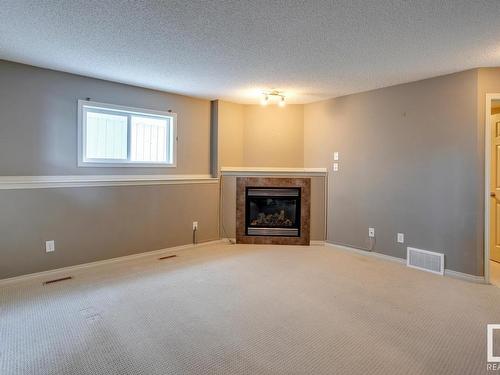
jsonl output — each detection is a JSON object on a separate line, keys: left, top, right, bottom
{"left": 1, "top": 1, "right": 500, "bottom": 104}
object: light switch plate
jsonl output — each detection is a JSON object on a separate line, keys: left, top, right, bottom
{"left": 45, "top": 240, "right": 55, "bottom": 253}
{"left": 368, "top": 228, "right": 375, "bottom": 238}
{"left": 397, "top": 233, "right": 404, "bottom": 243}
{"left": 333, "top": 163, "right": 339, "bottom": 171}
{"left": 333, "top": 152, "right": 339, "bottom": 161}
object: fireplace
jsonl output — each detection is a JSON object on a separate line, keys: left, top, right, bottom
{"left": 246, "top": 187, "right": 301, "bottom": 237}
{"left": 236, "top": 177, "right": 310, "bottom": 245}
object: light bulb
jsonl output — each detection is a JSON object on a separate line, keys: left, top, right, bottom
{"left": 278, "top": 96, "right": 286, "bottom": 107}
{"left": 260, "top": 95, "right": 269, "bottom": 106}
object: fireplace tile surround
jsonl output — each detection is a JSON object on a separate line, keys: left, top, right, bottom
{"left": 236, "top": 177, "right": 311, "bottom": 245}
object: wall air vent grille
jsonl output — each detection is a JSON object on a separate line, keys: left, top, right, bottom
{"left": 407, "top": 247, "right": 444, "bottom": 275}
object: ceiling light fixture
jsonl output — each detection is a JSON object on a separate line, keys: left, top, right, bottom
{"left": 261, "top": 90, "right": 286, "bottom": 107}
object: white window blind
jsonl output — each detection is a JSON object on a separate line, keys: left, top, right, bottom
{"left": 131, "top": 116, "right": 170, "bottom": 163}
{"left": 85, "top": 111, "right": 128, "bottom": 160}
{"left": 78, "top": 100, "right": 176, "bottom": 167}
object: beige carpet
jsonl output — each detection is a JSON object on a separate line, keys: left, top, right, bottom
{"left": 1, "top": 243, "right": 500, "bottom": 375}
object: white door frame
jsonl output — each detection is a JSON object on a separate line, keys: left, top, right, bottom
{"left": 485, "top": 94, "right": 500, "bottom": 284}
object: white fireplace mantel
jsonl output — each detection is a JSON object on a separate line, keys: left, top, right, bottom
{"left": 220, "top": 167, "right": 328, "bottom": 177}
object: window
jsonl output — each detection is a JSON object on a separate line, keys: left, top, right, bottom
{"left": 78, "top": 100, "right": 176, "bottom": 167}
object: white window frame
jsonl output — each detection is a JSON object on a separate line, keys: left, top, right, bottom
{"left": 77, "top": 100, "right": 177, "bottom": 168}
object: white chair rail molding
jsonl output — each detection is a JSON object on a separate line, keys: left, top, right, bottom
{"left": 0, "top": 174, "right": 218, "bottom": 189}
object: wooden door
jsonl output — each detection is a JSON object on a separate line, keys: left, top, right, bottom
{"left": 491, "top": 115, "right": 500, "bottom": 262}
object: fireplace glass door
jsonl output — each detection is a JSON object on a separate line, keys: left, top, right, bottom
{"left": 245, "top": 187, "right": 301, "bottom": 237}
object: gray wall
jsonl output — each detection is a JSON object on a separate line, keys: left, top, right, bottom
{"left": 0, "top": 184, "right": 219, "bottom": 278}
{"left": 0, "top": 61, "right": 219, "bottom": 278}
{"left": 0, "top": 60, "right": 211, "bottom": 175}
{"left": 1, "top": 59, "right": 491, "bottom": 278}
{"left": 304, "top": 70, "right": 482, "bottom": 276}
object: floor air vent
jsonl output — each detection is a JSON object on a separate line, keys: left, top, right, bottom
{"left": 43, "top": 276, "right": 73, "bottom": 285}
{"left": 407, "top": 247, "right": 444, "bottom": 275}
{"left": 158, "top": 254, "right": 177, "bottom": 260}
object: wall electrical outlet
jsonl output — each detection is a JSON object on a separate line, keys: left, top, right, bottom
{"left": 333, "top": 152, "right": 339, "bottom": 161}
{"left": 397, "top": 233, "right": 405, "bottom": 243}
{"left": 45, "top": 240, "right": 55, "bottom": 253}
{"left": 333, "top": 163, "right": 339, "bottom": 172}
{"left": 368, "top": 228, "right": 375, "bottom": 238}
{"left": 192, "top": 221, "right": 198, "bottom": 231}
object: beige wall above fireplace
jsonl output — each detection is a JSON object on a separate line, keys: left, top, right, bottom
{"left": 217, "top": 101, "right": 304, "bottom": 168}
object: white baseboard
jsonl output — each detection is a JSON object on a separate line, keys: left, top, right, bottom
{"left": 221, "top": 238, "right": 326, "bottom": 246}
{"left": 0, "top": 239, "right": 224, "bottom": 287}
{"left": 325, "top": 242, "right": 406, "bottom": 264}
{"left": 310, "top": 240, "right": 326, "bottom": 246}
{"left": 444, "top": 269, "right": 485, "bottom": 284}
{"left": 324, "top": 241, "right": 486, "bottom": 284}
